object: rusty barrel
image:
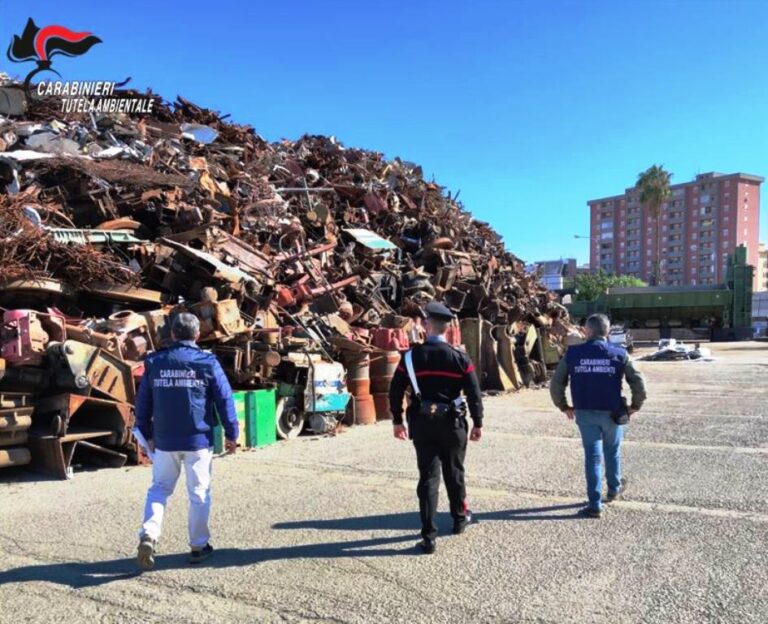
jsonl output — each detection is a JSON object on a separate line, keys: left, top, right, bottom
{"left": 372, "top": 393, "right": 392, "bottom": 421}
{"left": 370, "top": 350, "right": 401, "bottom": 394}
{"left": 342, "top": 352, "right": 371, "bottom": 398}
{"left": 353, "top": 394, "right": 377, "bottom": 425}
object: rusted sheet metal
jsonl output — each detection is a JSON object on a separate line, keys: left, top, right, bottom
{"left": 495, "top": 325, "right": 523, "bottom": 390}
{"left": 28, "top": 432, "right": 127, "bottom": 479}
{"left": 47, "top": 341, "right": 136, "bottom": 404}
{"left": 85, "top": 284, "right": 164, "bottom": 305}
{"left": 168, "top": 226, "right": 273, "bottom": 280}
{"left": 156, "top": 238, "right": 260, "bottom": 288}
{"left": 32, "top": 393, "right": 133, "bottom": 445}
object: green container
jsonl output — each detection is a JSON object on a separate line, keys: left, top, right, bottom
{"left": 213, "top": 389, "right": 277, "bottom": 452}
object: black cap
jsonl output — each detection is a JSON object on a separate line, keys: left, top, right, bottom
{"left": 425, "top": 301, "right": 455, "bottom": 321}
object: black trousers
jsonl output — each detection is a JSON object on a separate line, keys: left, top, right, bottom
{"left": 410, "top": 414, "right": 469, "bottom": 541}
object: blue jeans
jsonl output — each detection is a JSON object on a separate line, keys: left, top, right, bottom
{"left": 575, "top": 410, "right": 624, "bottom": 511}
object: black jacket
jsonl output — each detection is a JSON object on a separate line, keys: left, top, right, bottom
{"left": 389, "top": 339, "right": 483, "bottom": 428}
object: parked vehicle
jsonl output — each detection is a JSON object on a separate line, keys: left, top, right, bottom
{"left": 608, "top": 325, "right": 634, "bottom": 353}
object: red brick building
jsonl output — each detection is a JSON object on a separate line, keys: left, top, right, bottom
{"left": 588, "top": 172, "right": 763, "bottom": 289}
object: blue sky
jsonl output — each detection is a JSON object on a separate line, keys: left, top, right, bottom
{"left": 2, "top": 0, "right": 767, "bottom": 264}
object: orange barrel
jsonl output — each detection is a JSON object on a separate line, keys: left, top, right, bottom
{"left": 370, "top": 350, "right": 401, "bottom": 394}
{"left": 372, "top": 393, "right": 392, "bottom": 421}
{"left": 347, "top": 378, "right": 371, "bottom": 397}
{"left": 342, "top": 352, "right": 371, "bottom": 397}
{"left": 353, "top": 394, "right": 377, "bottom": 425}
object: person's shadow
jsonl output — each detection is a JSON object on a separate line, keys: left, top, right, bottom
{"left": 272, "top": 502, "right": 585, "bottom": 533}
{"left": 0, "top": 503, "right": 583, "bottom": 589}
{"left": 0, "top": 534, "right": 416, "bottom": 589}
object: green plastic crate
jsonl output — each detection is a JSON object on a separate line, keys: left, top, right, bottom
{"left": 213, "top": 389, "right": 276, "bottom": 452}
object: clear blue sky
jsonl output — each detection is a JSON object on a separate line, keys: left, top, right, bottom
{"left": 2, "top": 0, "right": 767, "bottom": 264}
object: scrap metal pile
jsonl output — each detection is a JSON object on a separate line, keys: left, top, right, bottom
{"left": 0, "top": 80, "right": 573, "bottom": 477}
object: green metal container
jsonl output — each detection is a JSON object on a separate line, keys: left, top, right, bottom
{"left": 213, "top": 389, "right": 277, "bottom": 452}
{"left": 249, "top": 389, "right": 277, "bottom": 447}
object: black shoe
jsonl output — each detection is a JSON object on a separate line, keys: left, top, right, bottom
{"left": 418, "top": 539, "right": 436, "bottom": 555}
{"left": 453, "top": 509, "right": 473, "bottom": 535}
{"left": 189, "top": 543, "right": 214, "bottom": 564}
{"left": 578, "top": 506, "right": 602, "bottom": 519}
{"left": 606, "top": 479, "right": 627, "bottom": 503}
{"left": 137, "top": 536, "right": 156, "bottom": 570}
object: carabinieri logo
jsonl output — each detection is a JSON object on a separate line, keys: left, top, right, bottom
{"left": 5, "top": 17, "right": 154, "bottom": 114}
{"left": 6, "top": 18, "right": 102, "bottom": 96}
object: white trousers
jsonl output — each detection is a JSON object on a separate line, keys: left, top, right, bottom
{"left": 140, "top": 448, "right": 213, "bottom": 549}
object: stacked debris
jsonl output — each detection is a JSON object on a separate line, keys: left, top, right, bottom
{"left": 0, "top": 81, "right": 574, "bottom": 477}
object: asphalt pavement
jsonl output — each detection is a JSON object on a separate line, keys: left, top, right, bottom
{"left": 1, "top": 342, "right": 766, "bottom": 623}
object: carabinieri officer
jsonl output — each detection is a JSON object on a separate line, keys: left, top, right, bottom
{"left": 389, "top": 302, "right": 483, "bottom": 554}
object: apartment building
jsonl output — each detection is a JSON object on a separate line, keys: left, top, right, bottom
{"left": 588, "top": 172, "right": 763, "bottom": 290}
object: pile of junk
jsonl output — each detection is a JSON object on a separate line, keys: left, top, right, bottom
{"left": 0, "top": 77, "right": 578, "bottom": 479}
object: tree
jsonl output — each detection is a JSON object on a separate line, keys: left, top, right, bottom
{"left": 574, "top": 270, "right": 647, "bottom": 302}
{"left": 636, "top": 165, "right": 672, "bottom": 286}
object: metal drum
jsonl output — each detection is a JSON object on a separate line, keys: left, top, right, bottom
{"left": 343, "top": 352, "right": 371, "bottom": 398}
{"left": 353, "top": 394, "right": 376, "bottom": 425}
{"left": 370, "top": 351, "right": 400, "bottom": 394}
{"left": 372, "top": 393, "right": 392, "bottom": 421}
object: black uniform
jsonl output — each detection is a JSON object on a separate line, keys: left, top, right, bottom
{"left": 389, "top": 334, "right": 483, "bottom": 541}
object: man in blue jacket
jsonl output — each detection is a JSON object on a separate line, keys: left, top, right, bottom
{"left": 549, "top": 314, "right": 646, "bottom": 518}
{"left": 135, "top": 312, "right": 239, "bottom": 569}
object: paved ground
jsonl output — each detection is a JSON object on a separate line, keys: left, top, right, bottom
{"left": 1, "top": 342, "right": 767, "bottom": 623}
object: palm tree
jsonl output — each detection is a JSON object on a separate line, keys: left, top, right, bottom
{"left": 636, "top": 165, "right": 672, "bottom": 285}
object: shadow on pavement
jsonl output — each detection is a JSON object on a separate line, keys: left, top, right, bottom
{"left": 273, "top": 502, "right": 585, "bottom": 532}
{"left": 0, "top": 503, "right": 584, "bottom": 589}
{"left": 0, "top": 534, "right": 416, "bottom": 589}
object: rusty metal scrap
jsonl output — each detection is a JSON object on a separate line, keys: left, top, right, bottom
{"left": 0, "top": 83, "right": 577, "bottom": 477}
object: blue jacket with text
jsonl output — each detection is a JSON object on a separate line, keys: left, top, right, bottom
{"left": 565, "top": 339, "right": 627, "bottom": 412}
{"left": 135, "top": 341, "right": 239, "bottom": 451}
